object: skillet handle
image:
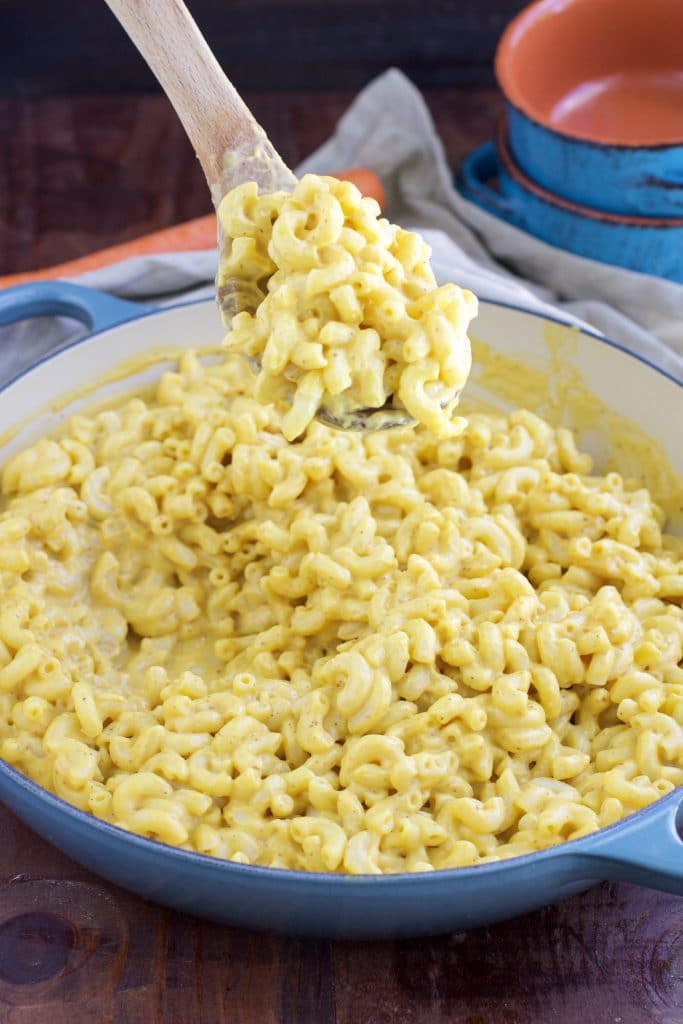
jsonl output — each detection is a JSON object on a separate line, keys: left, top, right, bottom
{"left": 456, "top": 142, "right": 520, "bottom": 222}
{"left": 0, "top": 282, "right": 147, "bottom": 332}
{"left": 576, "top": 791, "right": 683, "bottom": 895}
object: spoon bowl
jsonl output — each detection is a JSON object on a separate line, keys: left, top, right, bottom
{"left": 104, "top": 0, "right": 465, "bottom": 431}
{"left": 313, "top": 391, "right": 464, "bottom": 432}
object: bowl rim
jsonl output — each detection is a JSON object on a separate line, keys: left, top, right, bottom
{"left": 0, "top": 294, "right": 680, "bottom": 886}
{"left": 495, "top": 0, "right": 683, "bottom": 149}
{"left": 496, "top": 121, "right": 683, "bottom": 227}
{"left": 2, "top": 295, "right": 682, "bottom": 398}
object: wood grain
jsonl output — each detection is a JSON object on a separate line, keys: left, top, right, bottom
{"left": 0, "top": 801, "right": 681, "bottom": 1024}
{"left": 0, "top": 89, "right": 502, "bottom": 276}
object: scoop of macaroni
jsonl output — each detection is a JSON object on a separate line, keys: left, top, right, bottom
{"left": 0, "top": 353, "right": 682, "bottom": 874}
{"left": 217, "top": 173, "right": 477, "bottom": 439}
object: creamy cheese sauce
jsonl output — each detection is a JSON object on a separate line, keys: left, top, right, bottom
{"left": 0, "top": 332, "right": 681, "bottom": 873}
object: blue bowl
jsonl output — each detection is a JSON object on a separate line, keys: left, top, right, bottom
{"left": 457, "top": 135, "right": 683, "bottom": 284}
{"left": 495, "top": 0, "right": 683, "bottom": 217}
{"left": 504, "top": 104, "right": 683, "bottom": 219}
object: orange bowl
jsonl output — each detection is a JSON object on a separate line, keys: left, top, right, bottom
{"left": 496, "top": 0, "right": 683, "bottom": 146}
{"left": 494, "top": 0, "right": 683, "bottom": 216}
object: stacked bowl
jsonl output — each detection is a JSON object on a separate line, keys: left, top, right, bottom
{"left": 457, "top": 0, "right": 683, "bottom": 283}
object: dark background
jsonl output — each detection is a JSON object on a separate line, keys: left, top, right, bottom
{"left": 0, "top": 0, "right": 525, "bottom": 275}
{"left": 1, "top": 0, "right": 524, "bottom": 276}
{"left": 1, "top": 0, "right": 526, "bottom": 96}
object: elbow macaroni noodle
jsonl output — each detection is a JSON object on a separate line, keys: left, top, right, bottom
{"left": 218, "top": 174, "right": 476, "bottom": 439}
{"left": 0, "top": 347, "right": 681, "bottom": 874}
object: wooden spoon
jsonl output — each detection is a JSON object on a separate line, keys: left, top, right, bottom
{"left": 103, "top": 0, "right": 434, "bottom": 432}
{"left": 104, "top": 0, "right": 296, "bottom": 207}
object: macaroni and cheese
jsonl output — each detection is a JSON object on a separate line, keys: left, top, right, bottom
{"left": 218, "top": 174, "right": 476, "bottom": 439}
{"left": 0, "top": 350, "right": 681, "bottom": 873}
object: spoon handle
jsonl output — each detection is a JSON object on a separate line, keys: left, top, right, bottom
{"left": 104, "top": 0, "right": 296, "bottom": 203}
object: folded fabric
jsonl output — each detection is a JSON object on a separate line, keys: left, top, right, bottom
{"left": 299, "top": 69, "right": 683, "bottom": 380}
{"left": 1, "top": 68, "right": 681, "bottom": 389}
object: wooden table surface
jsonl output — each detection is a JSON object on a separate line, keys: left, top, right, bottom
{"left": 0, "top": 89, "right": 682, "bottom": 1024}
{"left": 0, "top": 89, "right": 502, "bottom": 276}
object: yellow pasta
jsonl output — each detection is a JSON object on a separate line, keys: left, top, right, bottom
{"left": 0, "top": 348, "right": 681, "bottom": 874}
{"left": 218, "top": 174, "right": 476, "bottom": 439}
